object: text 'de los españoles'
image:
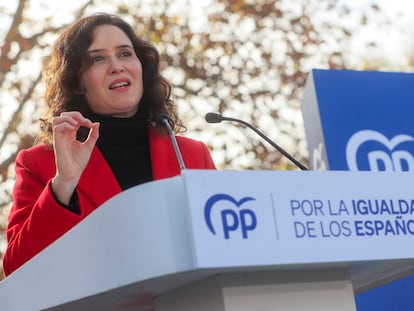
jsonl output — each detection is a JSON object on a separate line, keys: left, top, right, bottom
{"left": 290, "top": 199, "right": 414, "bottom": 238}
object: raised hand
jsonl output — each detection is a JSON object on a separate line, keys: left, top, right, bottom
{"left": 51, "top": 111, "right": 100, "bottom": 205}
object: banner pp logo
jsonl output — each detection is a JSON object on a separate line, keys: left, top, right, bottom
{"left": 346, "top": 130, "right": 414, "bottom": 171}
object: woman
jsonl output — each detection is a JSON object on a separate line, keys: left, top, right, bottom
{"left": 3, "top": 13, "right": 216, "bottom": 276}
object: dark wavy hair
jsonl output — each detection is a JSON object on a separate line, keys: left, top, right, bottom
{"left": 37, "top": 13, "right": 183, "bottom": 145}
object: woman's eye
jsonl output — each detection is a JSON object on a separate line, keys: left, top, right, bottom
{"left": 91, "top": 55, "right": 104, "bottom": 63}
{"left": 120, "top": 50, "right": 132, "bottom": 57}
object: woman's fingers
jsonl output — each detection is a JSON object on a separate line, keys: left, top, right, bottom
{"left": 84, "top": 122, "right": 100, "bottom": 146}
{"left": 53, "top": 111, "right": 94, "bottom": 128}
{"left": 51, "top": 113, "right": 100, "bottom": 189}
{"left": 52, "top": 112, "right": 98, "bottom": 144}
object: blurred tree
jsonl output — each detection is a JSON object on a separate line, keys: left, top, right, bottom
{"left": 0, "top": 0, "right": 408, "bottom": 279}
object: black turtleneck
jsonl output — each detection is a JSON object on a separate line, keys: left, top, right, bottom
{"left": 85, "top": 110, "right": 153, "bottom": 190}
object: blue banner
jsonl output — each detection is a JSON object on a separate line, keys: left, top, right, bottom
{"left": 301, "top": 68, "right": 414, "bottom": 310}
{"left": 302, "top": 69, "right": 414, "bottom": 172}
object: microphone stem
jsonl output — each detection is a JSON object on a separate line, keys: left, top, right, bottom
{"left": 161, "top": 118, "right": 186, "bottom": 171}
{"left": 222, "top": 116, "right": 308, "bottom": 171}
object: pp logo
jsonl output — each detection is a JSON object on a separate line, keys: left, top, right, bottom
{"left": 204, "top": 194, "right": 257, "bottom": 239}
{"left": 346, "top": 130, "right": 414, "bottom": 171}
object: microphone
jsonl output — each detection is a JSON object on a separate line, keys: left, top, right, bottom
{"left": 205, "top": 112, "right": 308, "bottom": 170}
{"left": 157, "top": 114, "right": 186, "bottom": 171}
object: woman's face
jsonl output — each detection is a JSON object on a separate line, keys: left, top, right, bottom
{"left": 80, "top": 24, "right": 143, "bottom": 118}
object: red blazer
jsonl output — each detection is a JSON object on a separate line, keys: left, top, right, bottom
{"left": 3, "top": 128, "right": 216, "bottom": 276}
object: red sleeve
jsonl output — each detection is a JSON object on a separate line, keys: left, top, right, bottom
{"left": 197, "top": 140, "right": 217, "bottom": 169}
{"left": 3, "top": 149, "right": 84, "bottom": 276}
{"left": 149, "top": 128, "right": 217, "bottom": 179}
{"left": 175, "top": 136, "right": 217, "bottom": 170}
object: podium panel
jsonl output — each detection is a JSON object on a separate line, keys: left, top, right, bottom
{"left": 155, "top": 269, "right": 355, "bottom": 311}
{"left": 0, "top": 170, "right": 413, "bottom": 310}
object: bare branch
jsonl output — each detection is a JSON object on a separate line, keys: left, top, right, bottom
{"left": 0, "top": 0, "right": 27, "bottom": 76}
{"left": 0, "top": 72, "right": 42, "bottom": 150}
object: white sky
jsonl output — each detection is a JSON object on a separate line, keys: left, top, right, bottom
{"left": 342, "top": 0, "right": 414, "bottom": 17}
{"left": 334, "top": 0, "right": 414, "bottom": 70}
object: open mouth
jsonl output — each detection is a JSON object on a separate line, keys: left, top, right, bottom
{"left": 109, "top": 81, "right": 131, "bottom": 89}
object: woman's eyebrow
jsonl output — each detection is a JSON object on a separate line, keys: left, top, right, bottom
{"left": 87, "top": 44, "right": 133, "bottom": 54}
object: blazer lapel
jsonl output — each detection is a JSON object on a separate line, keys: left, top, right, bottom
{"left": 149, "top": 127, "right": 182, "bottom": 180}
{"left": 77, "top": 146, "right": 122, "bottom": 207}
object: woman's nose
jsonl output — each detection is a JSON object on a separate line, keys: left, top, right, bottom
{"left": 109, "top": 58, "right": 124, "bottom": 73}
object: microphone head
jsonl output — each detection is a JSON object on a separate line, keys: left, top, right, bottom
{"left": 156, "top": 113, "right": 170, "bottom": 126}
{"left": 205, "top": 112, "right": 223, "bottom": 123}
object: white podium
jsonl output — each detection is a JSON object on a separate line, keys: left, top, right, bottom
{"left": 1, "top": 170, "right": 414, "bottom": 311}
